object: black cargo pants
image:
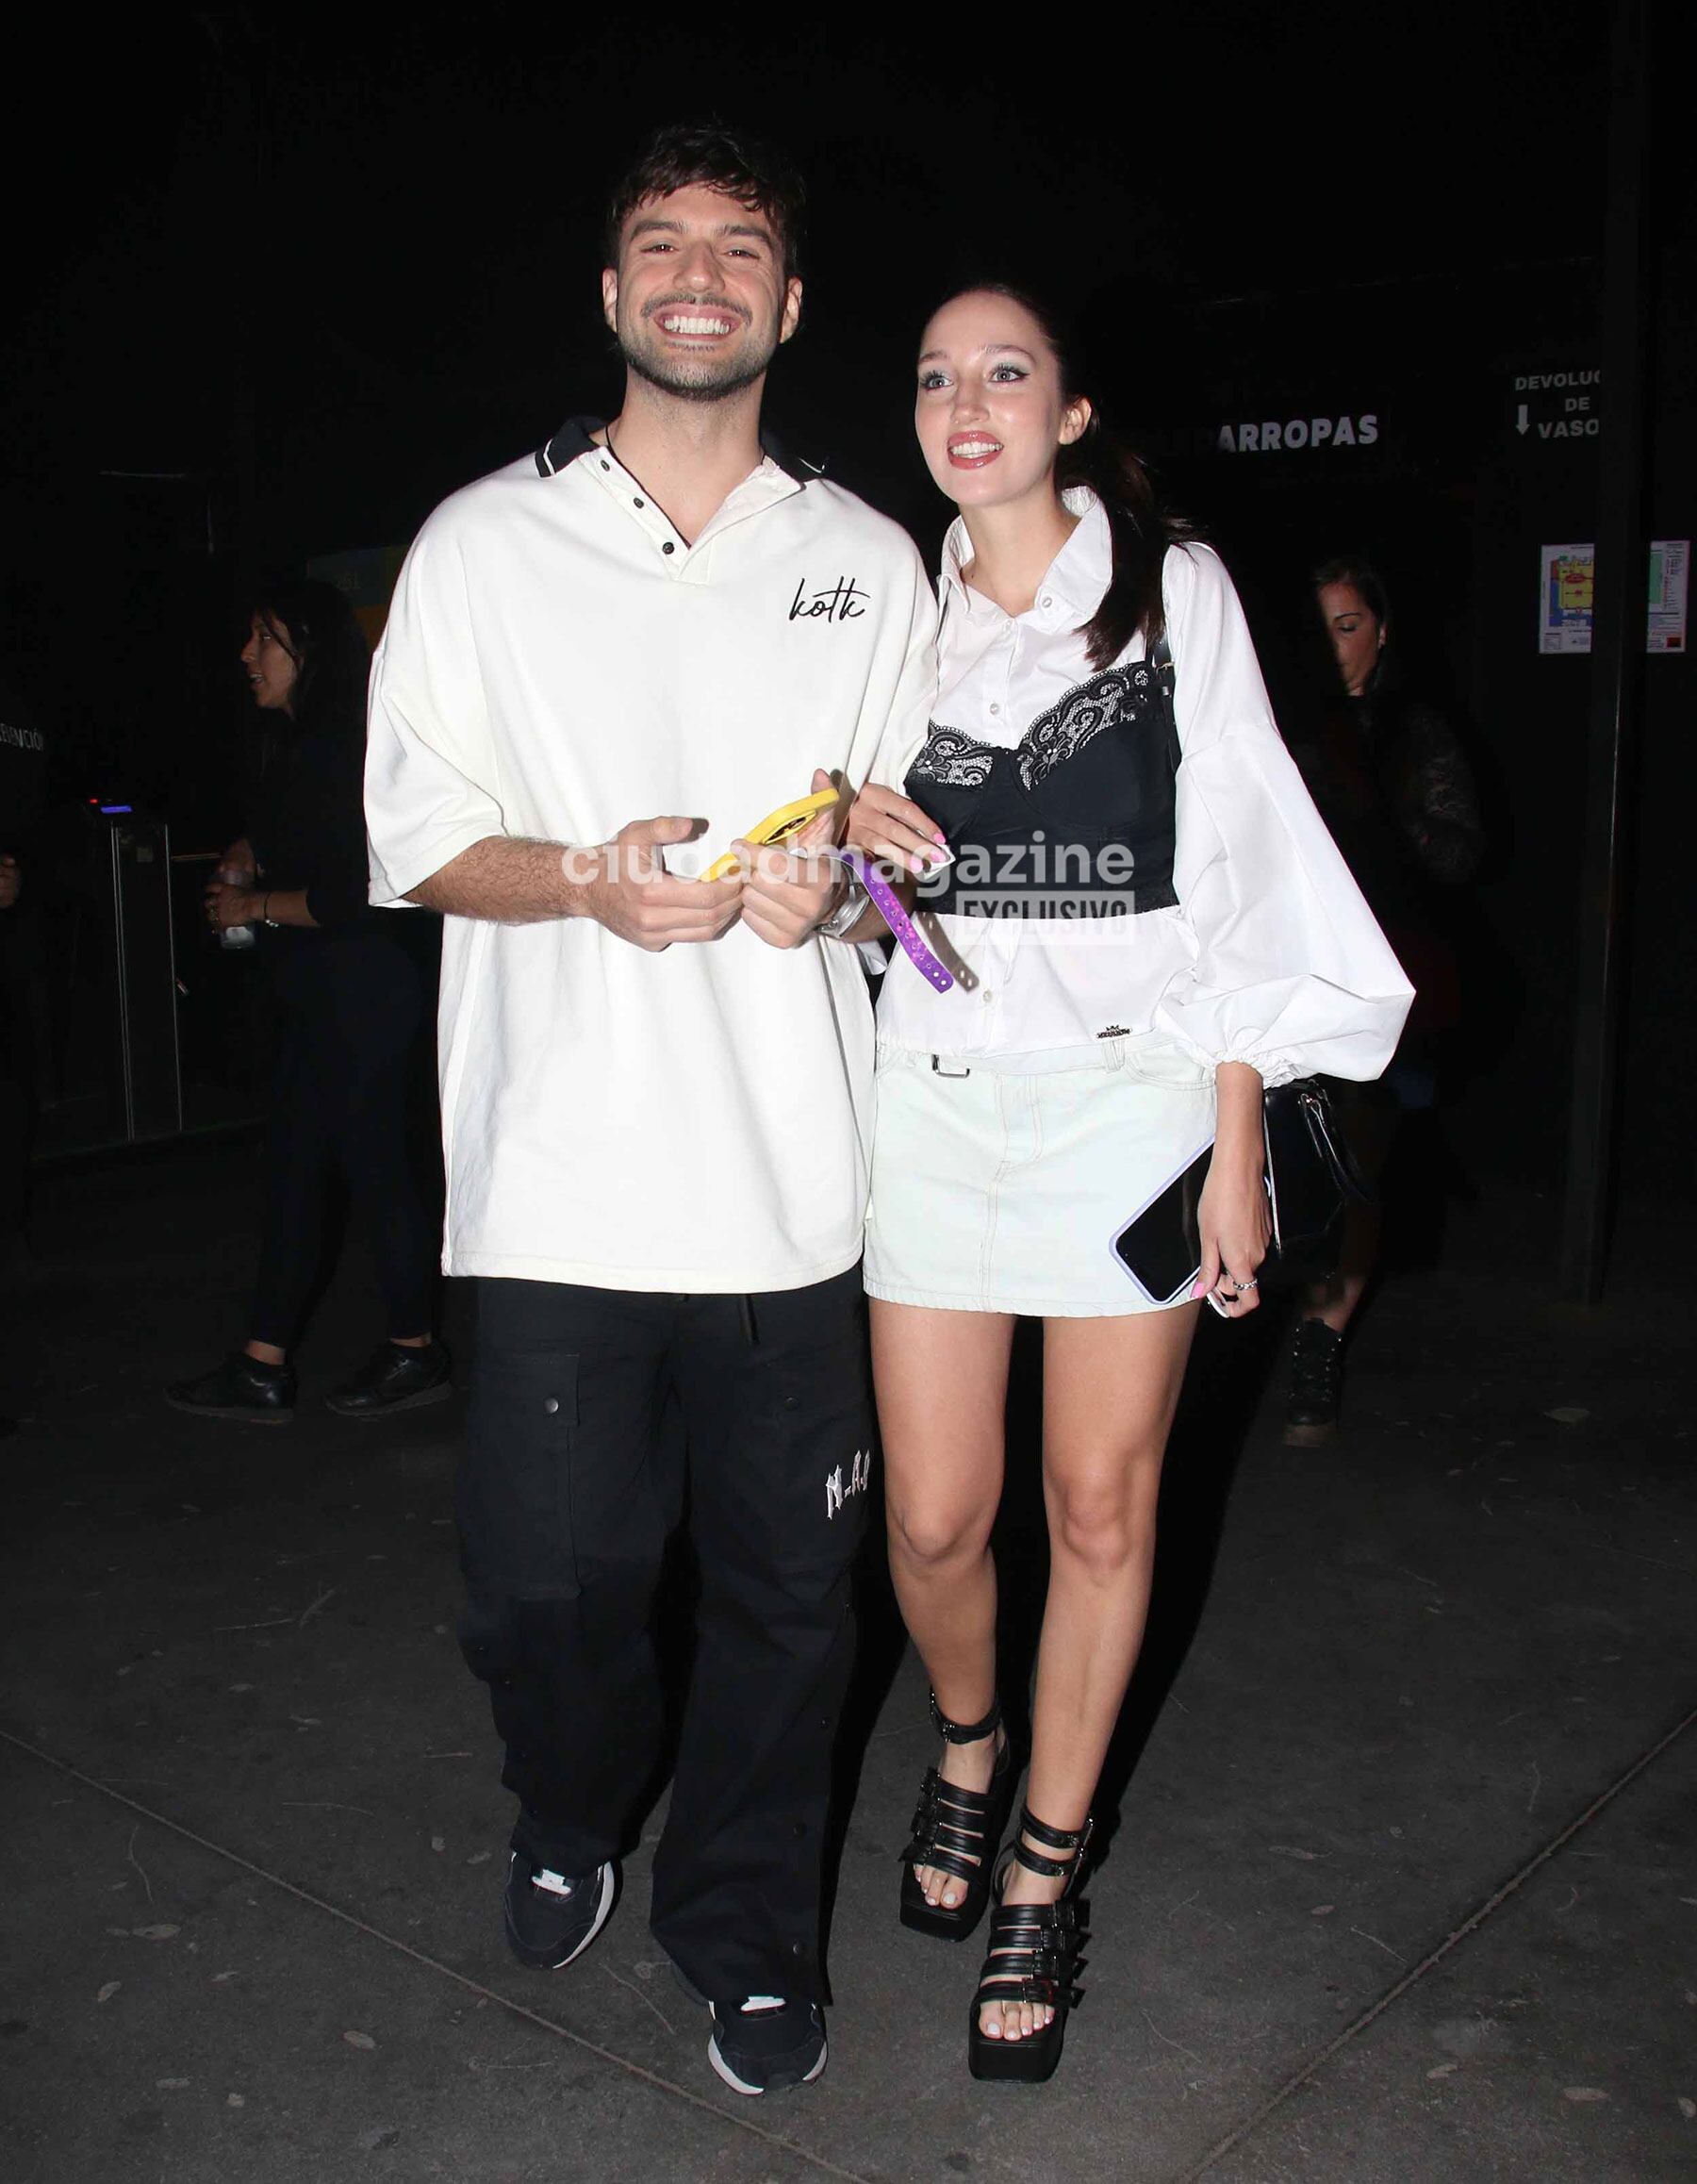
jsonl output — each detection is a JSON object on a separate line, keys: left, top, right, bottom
{"left": 456, "top": 1267, "right": 871, "bottom": 2005}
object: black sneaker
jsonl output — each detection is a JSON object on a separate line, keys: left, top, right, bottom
{"left": 503, "top": 1852, "right": 617, "bottom": 1969}
{"left": 1283, "top": 1318, "right": 1344, "bottom": 1447}
{"left": 706, "top": 1996, "right": 828, "bottom": 2097}
{"left": 165, "top": 1351, "right": 295, "bottom": 1425}
{"left": 325, "top": 1338, "right": 452, "bottom": 1418}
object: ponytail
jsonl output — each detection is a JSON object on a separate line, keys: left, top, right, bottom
{"left": 1058, "top": 424, "right": 1194, "bottom": 669}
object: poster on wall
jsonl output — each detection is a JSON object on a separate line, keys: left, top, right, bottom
{"left": 1539, "top": 540, "right": 1690, "bottom": 654}
{"left": 1540, "top": 543, "right": 1594, "bottom": 653}
{"left": 1647, "top": 539, "right": 1689, "bottom": 653}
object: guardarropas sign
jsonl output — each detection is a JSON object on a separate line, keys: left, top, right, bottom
{"left": 1215, "top": 413, "right": 1378, "bottom": 454}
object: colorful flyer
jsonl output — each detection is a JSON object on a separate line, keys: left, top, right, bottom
{"left": 1540, "top": 543, "right": 1595, "bottom": 654}
{"left": 1647, "top": 538, "right": 1689, "bottom": 653}
{"left": 1539, "top": 541, "right": 1689, "bottom": 654}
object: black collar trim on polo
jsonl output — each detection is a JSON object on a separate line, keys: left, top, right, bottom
{"left": 535, "top": 415, "right": 823, "bottom": 484}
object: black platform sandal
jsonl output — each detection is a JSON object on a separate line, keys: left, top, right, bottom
{"left": 967, "top": 1806, "right": 1092, "bottom": 2083}
{"left": 898, "top": 1692, "right": 1016, "bottom": 1943}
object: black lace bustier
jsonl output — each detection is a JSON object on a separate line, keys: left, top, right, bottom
{"left": 907, "top": 644, "right": 1181, "bottom": 921}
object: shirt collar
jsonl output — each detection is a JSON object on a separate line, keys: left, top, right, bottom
{"left": 939, "top": 487, "right": 1110, "bottom": 628}
{"left": 535, "top": 414, "right": 820, "bottom": 487}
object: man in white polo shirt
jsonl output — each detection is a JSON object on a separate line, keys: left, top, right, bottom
{"left": 364, "top": 124, "right": 933, "bottom": 2096}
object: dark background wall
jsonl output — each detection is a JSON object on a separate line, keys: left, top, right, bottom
{"left": 2, "top": 6, "right": 1691, "bottom": 1198}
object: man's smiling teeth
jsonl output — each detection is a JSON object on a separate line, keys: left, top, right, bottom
{"left": 660, "top": 313, "right": 733, "bottom": 335}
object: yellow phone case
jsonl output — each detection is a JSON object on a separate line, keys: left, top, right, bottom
{"left": 700, "top": 787, "right": 838, "bottom": 882}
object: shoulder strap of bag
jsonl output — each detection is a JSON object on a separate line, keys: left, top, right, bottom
{"left": 1149, "top": 631, "right": 1180, "bottom": 775}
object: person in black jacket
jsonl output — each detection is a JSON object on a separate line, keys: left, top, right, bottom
{"left": 1281, "top": 553, "right": 1483, "bottom": 1445}
{"left": 167, "top": 578, "right": 445, "bottom": 1424}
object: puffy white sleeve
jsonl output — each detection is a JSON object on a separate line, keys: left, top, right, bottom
{"left": 1153, "top": 544, "right": 1413, "bottom": 1086}
{"left": 364, "top": 514, "right": 506, "bottom": 906}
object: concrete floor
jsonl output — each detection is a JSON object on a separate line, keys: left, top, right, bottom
{"left": 2, "top": 1140, "right": 1692, "bottom": 2182}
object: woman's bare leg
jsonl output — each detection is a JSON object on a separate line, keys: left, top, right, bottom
{"left": 874, "top": 1298, "right": 1016, "bottom": 1910}
{"left": 980, "top": 1302, "right": 1198, "bottom": 2043}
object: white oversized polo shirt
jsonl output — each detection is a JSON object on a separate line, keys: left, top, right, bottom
{"left": 365, "top": 421, "right": 936, "bottom": 1294}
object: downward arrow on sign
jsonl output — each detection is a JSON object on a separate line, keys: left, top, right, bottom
{"left": 1516, "top": 405, "right": 1529, "bottom": 434}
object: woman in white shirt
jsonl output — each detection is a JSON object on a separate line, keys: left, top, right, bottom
{"left": 847, "top": 285, "right": 1411, "bottom": 2083}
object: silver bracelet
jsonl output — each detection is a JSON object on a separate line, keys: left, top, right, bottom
{"left": 814, "top": 863, "right": 867, "bottom": 943}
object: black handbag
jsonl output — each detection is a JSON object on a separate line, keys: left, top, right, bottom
{"left": 1259, "top": 1078, "right": 1372, "bottom": 1283}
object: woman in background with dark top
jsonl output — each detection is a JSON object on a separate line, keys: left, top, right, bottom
{"left": 168, "top": 578, "right": 446, "bottom": 1424}
{"left": 1281, "top": 554, "right": 1483, "bottom": 1446}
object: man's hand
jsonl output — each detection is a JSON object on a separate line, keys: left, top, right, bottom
{"left": 738, "top": 769, "right": 845, "bottom": 951}
{"left": 0, "top": 854, "right": 19, "bottom": 912}
{"left": 575, "top": 815, "right": 743, "bottom": 951}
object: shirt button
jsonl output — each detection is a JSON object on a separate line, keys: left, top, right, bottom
{"left": 790, "top": 1941, "right": 808, "bottom": 1958}
{"left": 989, "top": 703, "right": 1000, "bottom": 716}
{"left": 1041, "top": 594, "right": 1054, "bottom": 608}
{"left": 661, "top": 540, "right": 675, "bottom": 555}
{"left": 600, "top": 458, "right": 610, "bottom": 471}
{"left": 543, "top": 1397, "right": 559, "bottom": 1415}
{"left": 633, "top": 496, "right": 645, "bottom": 508}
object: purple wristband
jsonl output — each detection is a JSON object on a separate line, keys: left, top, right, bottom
{"left": 841, "top": 849, "right": 954, "bottom": 993}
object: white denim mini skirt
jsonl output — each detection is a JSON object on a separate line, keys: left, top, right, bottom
{"left": 864, "top": 1034, "right": 1217, "bottom": 1317}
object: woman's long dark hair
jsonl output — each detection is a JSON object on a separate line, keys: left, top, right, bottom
{"left": 931, "top": 282, "right": 1194, "bottom": 668}
{"left": 249, "top": 576, "right": 371, "bottom": 739}
{"left": 1313, "top": 551, "right": 1395, "bottom": 699}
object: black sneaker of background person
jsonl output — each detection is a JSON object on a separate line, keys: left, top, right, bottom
{"left": 706, "top": 1996, "right": 828, "bottom": 2096}
{"left": 503, "top": 1852, "right": 618, "bottom": 1970}
{"left": 325, "top": 1338, "right": 453, "bottom": 1418}
{"left": 1283, "top": 1318, "right": 1345, "bottom": 1447}
{"left": 165, "top": 1351, "right": 296, "bottom": 1425}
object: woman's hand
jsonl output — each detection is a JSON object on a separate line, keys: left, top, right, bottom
{"left": 1195, "top": 1151, "right": 1271, "bottom": 1317}
{"left": 1196, "top": 1060, "right": 1270, "bottom": 1317}
{"left": 221, "top": 836, "right": 257, "bottom": 885}
{"left": 845, "top": 782, "right": 947, "bottom": 879}
{"left": 205, "top": 880, "right": 262, "bottom": 933}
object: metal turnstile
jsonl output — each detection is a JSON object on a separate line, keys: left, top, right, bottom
{"left": 61, "top": 808, "right": 185, "bottom": 1147}
{"left": 106, "top": 812, "right": 183, "bottom": 1141}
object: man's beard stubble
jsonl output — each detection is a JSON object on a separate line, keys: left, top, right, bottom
{"left": 618, "top": 313, "right": 778, "bottom": 405}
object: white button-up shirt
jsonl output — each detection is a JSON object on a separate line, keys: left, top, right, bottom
{"left": 365, "top": 427, "right": 936, "bottom": 1292}
{"left": 876, "top": 496, "right": 1412, "bottom": 1083}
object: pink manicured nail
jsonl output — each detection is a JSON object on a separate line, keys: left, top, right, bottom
{"left": 1190, "top": 1278, "right": 1206, "bottom": 1299}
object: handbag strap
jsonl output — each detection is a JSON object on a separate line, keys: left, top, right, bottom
{"left": 1149, "top": 632, "right": 1181, "bottom": 775}
{"left": 1297, "top": 1081, "right": 1374, "bottom": 1202}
